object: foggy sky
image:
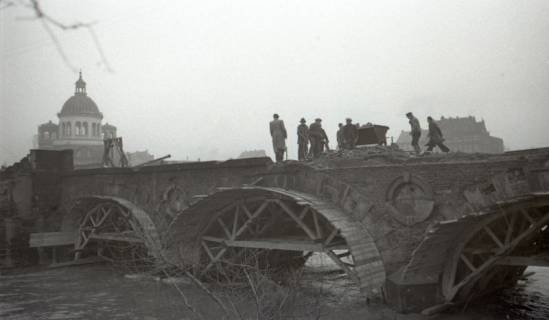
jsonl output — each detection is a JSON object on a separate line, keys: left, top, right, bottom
{"left": 2, "top": 0, "right": 549, "bottom": 165}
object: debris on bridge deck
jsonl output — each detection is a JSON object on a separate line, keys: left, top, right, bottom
{"left": 304, "top": 144, "right": 509, "bottom": 169}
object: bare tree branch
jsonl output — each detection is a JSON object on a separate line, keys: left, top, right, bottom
{"left": 6, "top": 0, "right": 114, "bottom": 72}
{"left": 39, "top": 17, "right": 78, "bottom": 72}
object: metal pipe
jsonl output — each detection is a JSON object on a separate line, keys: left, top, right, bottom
{"left": 133, "top": 154, "right": 171, "bottom": 168}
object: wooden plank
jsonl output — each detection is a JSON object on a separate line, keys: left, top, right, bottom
{"left": 232, "top": 204, "right": 240, "bottom": 238}
{"left": 88, "top": 232, "right": 144, "bottom": 243}
{"left": 505, "top": 211, "right": 518, "bottom": 245}
{"left": 325, "top": 249, "right": 360, "bottom": 283}
{"left": 29, "top": 232, "right": 75, "bottom": 247}
{"left": 313, "top": 211, "right": 322, "bottom": 239}
{"left": 217, "top": 218, "right": 232, "bottom": 239}
{"left": 460, "top": 254, "right": 477, "bottom": 272}
{"left": 298, "top": 206, "right": 309, "bottom": 220}
{"left": 520, "top": 209, "right": 535, "bottom": 225}
{"left": 203, "top": 238, "right": 347, "bottom": 252}
{"left": 483, "top": 226, "right": 504, "bottom": 248}
{"left": 324, "top": 228, "right": 339, "bottom": 246}
{"left": 275, "top": 200, "right": 318, "bottom": 240}
{"left": 496, "top": 256, "right": 549, "bottom": 267}
{"left": 235, "top": 200, "right": 270, "bottom": 238}
{"left": 49, "top": 256, "right": 107, "bottom": 268}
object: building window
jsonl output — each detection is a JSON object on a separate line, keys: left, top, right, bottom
{"left": 67, "top": 122, "right": 72, "bottom": 136}
{"left": 75, "top": 122, "right": 82, "bottom": 136}
{"left": 83, "top": 122, "right": 89, "bottom": 136}
{"left": 92, "top": 123, "right": 96, "bottom": 136}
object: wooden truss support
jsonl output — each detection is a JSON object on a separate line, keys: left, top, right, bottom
{"left": 444, "top": 207, "right": 549, "bottom": 301}
{"left": 483, "top": 226, "right": 504, "bottom": 249}
{"left": 200, "top": 200, "right": 270, "bottom": 275}
{"left": 75, "top": 202, "right": 142, "bottom": 261}
{"left": 200, "top": 197, "right": 357, "bottom": 282}
{"left": 275, "top": 200, "right": 318, "bottom": 240}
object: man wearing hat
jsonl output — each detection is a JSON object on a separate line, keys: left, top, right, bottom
{"left": 270, "top": 113, "right": 287, "bottom": 163}
{"left": 342, "top": 118, "right": 358, "bottom": 149}
{"left": 297, "top": 118, "right": 309, "bottom": 161}
{"left": 406, "top": 112, "right": 421, "bottom": 155}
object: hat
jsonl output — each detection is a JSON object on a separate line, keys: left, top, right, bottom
{"left": 300, "top": 118, "right": 306, "bottom": 123}
{"left": 273, "top": 113, "right": 279, "bottom": 119}
{"left": 406, "top": 112, "right": 413, "bottom": 117}
{"left": 346, "top": 118, "right": 352, "bottom": 122}
{"left": 315, "top": 118, "right": 322, "bottom": 122}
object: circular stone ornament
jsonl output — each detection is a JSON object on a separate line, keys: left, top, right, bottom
{"left": 386, "top": 172, "right": 435, "bottom": 226}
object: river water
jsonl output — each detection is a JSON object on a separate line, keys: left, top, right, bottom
{"left": 471, "top": 266, "right": 549, "bottom": 320}
{"left": 0, "top": 264, "right": 548, "bottom": 319}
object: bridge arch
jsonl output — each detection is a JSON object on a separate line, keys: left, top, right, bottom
{"left": 61, "top": 195, "right": 162, "bottom": 262}
{"left": 167, "top": 187, "right": 386, "bottom": 296}
{"left": 441, "top": 196, "right": 549, "bottom": 302}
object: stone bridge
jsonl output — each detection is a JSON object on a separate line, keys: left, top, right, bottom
{"left": 3, "top": 148, "right": 549, "bottom": 312}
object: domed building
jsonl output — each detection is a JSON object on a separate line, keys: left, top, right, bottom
{"left": 37, "top": 72, "right": 118, "bottom": 167}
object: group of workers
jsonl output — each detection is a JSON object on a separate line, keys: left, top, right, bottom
{"left": 406, "top": 112, "right": 450, "bottom": 155}
{"left": 269, "top": 112, "right": 450, "bottom": 163}
{"left": 275, "top": 116, "right": 330, "bottom": 161}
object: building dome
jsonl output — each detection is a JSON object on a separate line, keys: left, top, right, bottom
{"left": 57, "top": 72, "right": 103, "bottom": 119}
{"left": 59, "top": 95, "right": 103, "bottom": 118}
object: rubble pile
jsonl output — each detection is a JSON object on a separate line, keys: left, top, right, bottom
{"left": 305, "top": 145, "right": 509, "bottom": 169}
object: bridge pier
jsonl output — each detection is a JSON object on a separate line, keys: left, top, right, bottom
{"left": 3, "top": 218, "right": 17, "bottom": 268}
{"left": 385, "top": 270, "right": 442, "bottom": 313}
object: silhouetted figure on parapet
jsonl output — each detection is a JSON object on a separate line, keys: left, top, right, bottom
{"left": 336, "top": 123, "right": 344, "bottom": 150}
{"left": 297, "top": 118, "right": 309, "bottom": 161}
{"left": 342, "top": 118, "right": 358, "bottom": 149}
{"left": 309, "top": 118, "right": 326, "bottom": 158}
{"left": 270, "top": 113, "right": 287, "bottom": 162}
{"left": 406, "top": 112, "right": 422, "bottom": 155}
{"left": 426, "top": 116, "right": 450, "bottom": 153}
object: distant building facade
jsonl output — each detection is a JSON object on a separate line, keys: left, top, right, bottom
{"left": 396, "top": 116, "right": 504, "bottom": 153}
{"left": 36, "top": 72, "right": 118, "bottom": 167}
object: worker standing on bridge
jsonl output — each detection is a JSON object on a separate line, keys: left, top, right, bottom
{"left": 297, "top": 118, "right": 309, "bottom": 161}
{"left": 406, "top": 112, "right": 422, "bottom": 155}
{"left": 309, "top": 118, "right": 325, "bottom": 158}
{"left": 342, "top": 118, "right": 358, "bottom": 149}
{"left": 425, "top": 116, "right": 450, "bottom": 153}
{"left": 320, "top": 126, "right": 330, "bottom": 152}
{"left": 336, "top": 123, "right": 344, "bottom": 150}
{"left": 270, "top": 113, "right": 287, "bottom": 163}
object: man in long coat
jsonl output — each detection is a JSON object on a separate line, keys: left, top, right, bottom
{"left": 297, "top": 118, "right": 309, "bottom": 161}
{"left": 426, "top": 116, "right": 450, "bottom": 153}
{"left": 406, "top": 112, "right": 422, "bottom": 155}
{"left": 270, "top": 113, "right": 287, "bottom": 162}
{"left": 342, "top": 118, "right": 358, "bottom": 149}
{"left": 309, "top": 118, "right": 327, "bottom": 158}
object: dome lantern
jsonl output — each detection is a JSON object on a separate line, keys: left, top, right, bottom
{"left": 75, "top": 71, "right": 87, "bottom": 95}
